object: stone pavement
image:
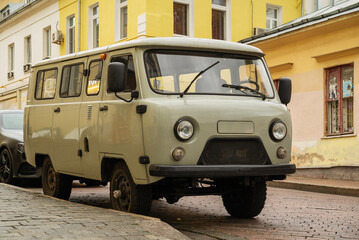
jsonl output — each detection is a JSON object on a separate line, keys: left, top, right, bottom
{"left": 0, "top": 183, "right": 189, "bottom": 240}
{"left": 268, "top": 175, "right": 359, "bottom": 197}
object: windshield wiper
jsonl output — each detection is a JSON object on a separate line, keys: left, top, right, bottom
{"left": 180, "top": 61, "right": 220, "bottom": 98}
{"left": 222, "top": 83, "right": 267, "bottom": 100}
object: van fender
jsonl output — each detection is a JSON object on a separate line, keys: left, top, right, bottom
{"left": 100, "top": 153, "right": 148, "bottom": 185}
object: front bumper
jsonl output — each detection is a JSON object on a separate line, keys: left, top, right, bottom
{"left": 149, "top": 163, "right": 296, "bottom": 178}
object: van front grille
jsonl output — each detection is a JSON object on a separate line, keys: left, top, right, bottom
{"left": 198, "top": 138, "right": 270, "bottom": 165}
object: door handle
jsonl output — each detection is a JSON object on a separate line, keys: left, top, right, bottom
{"left": 99, "top": 105, "right": 108, "bottom": 111}
{"left": 54, "top": 107, "right": 61, "bottom": 113}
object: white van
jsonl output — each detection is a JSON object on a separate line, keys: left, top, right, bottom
{"left": 25, "top": 38, "right": 295, "bottom": 217}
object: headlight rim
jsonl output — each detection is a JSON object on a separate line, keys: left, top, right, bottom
{"left": 269, "top": 120, "right": 287, "bottom": 142}
{"left": 174, "top": 119, "right": 194, "bottom": 141}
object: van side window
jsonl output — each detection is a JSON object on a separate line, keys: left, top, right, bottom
{"left": 111, "top": 55, "right": 136, "bottom": 91}
{"left": 87, "top": 60, "right": 103, "bottom": 95}
{"left": 35, "top": 69, "right": 58, "bottom": 99}
{"left": 60, "top": 63, "right": 84, "bottom": 98}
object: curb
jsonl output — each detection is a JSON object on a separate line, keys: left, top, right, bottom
{"left": 268, "top": 181, "right": 359, "bottom": 197}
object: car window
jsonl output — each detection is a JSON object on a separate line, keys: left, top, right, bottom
{"left": 111, "top": 55, "right": 136, "bottom": 92}
{"left": 1, "top": 113, "right": 23, "bottom": 130}
{"left": 87, "top": 60, "right": 103, "bottom": 95}
{"left": 60, "top": 63, "right": 84, "bottom": 98}
{"left": 35, "top": 69, "right": 58, "bottom": 99}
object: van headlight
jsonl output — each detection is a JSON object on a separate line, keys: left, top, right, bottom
{"left": 174, "top": 120, "right": 194, "bottom": 141}
{"left": 270, "top": 121, "right": 287, "bottom": 141}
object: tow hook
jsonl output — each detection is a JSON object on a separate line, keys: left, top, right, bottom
{"left": 113, "top": 190, "right": 122, "bottom": 199}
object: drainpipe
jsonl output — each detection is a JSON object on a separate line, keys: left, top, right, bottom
{"left": 251, "top": 0, "right": 254, "bottom": 35}
{"left": 77, "top": 0, "right": 81, "bottom": 52}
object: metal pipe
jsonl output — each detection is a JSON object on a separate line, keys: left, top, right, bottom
{"left": 251, "top": 0, "right": 254, "bottom": 35}
{"left": 77, "top": 0, "right": 81, "bottom": 52}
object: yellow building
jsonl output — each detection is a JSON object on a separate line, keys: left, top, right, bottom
{"left": 241, "top": 1, "right": 359, "bottom": 178}
{"left": 58, "top": 0, "right": 302, "bottom": 55}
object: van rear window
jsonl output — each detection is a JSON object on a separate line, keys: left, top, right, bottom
{"left": 35, "top": 69, "right": 58, "bottom": 99}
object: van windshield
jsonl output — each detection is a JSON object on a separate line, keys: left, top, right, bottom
{"left": 144, "top": 50, "right": 274, "bottom": 98}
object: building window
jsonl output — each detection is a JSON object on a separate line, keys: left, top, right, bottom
{"left": 67, "top": 15, "right": 76, "bottom": 54}
{"left": 89, "top": 4, "right": 99, "bottom": 49}
{"left": 212, "top": 0, "right": 230, "bottom": 40}
{"left": 24, "top": 35, "right": 32, "bottom": 64}
{"left": 173, "top": 0, "right": 193, "bottom": 37}
{"left": 43, "top": 27, "right": 51, "bottom": 59}
{"left": 266, "top": 4, "right": 282, "bottom": 30}
{"left": 326, "top": 64, "right": 354, "bottom": 136}
{"left": 8, "top": 44, "right": 14, "bottom": 79}
{"left": 119, "top": 0, "right": 128, "bottom": 39}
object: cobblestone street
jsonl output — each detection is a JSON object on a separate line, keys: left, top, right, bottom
{"left": 28, "top": 182, "right": 359, "bottom": 240}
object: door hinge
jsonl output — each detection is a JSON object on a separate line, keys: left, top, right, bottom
{"left": 136, "top": 105, "right": 147, "bottom": 114}
{"left": 78, "top": 149, "right": 83, "bottom": 157}
{"left": 139, "top": 156, "right": 150, "bottom": 164}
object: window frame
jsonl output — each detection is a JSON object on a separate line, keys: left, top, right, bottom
{"left": 24, "top": 35, "right": 32, "bottom": 65}
{"left": 88, "top": 3, "right": 99, "bottom": 49}
{"left": 35, "top": 68, "right": 58, "bottom": 100}
{"left": 325, "top": 63, "right": 354, "bottom": 136}
{"left": 86, "top": 59, "right": 103, "bottom": 96}
{"left": 60, "top": 63, "right": 85, "bottom": 98}
{"left": 119, "top": 0, "right": 128, "bottom": 39}
{"left": 211, "top": 0, "right": 231, "bottom": 41}
{"left": 173, "top": 0, "right": 194, "bottom": 37}
{"left": 266, "top": 4, "right": 282, "bottom": 30}
{"left": 8, "top": 43, "right": 14, "bottom": 73}
{"left": 43, "top": 26, "right": 51, "bottom": 59}
{"left": 67, "top": 15, "right": 76, "bottom": 54}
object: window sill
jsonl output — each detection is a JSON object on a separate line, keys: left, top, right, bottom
{"left": 322, "top": 134, "right": 356, "bottom": 139}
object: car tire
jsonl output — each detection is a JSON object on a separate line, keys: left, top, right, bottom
{"left": 222, "top": 181, "right": 267, "bottom": 218}
{"left": 42, "top": 157, "right": 72, "bottom": 200}
{"left": 0, "top": 148, "right": 14, "bottom": 184}
{"left": 110, "top": 162, "right": 152, "bottom": 214}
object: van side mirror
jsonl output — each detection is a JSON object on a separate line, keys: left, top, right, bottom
{"left": 108, "top": 62, "right": 126, "bottom": 92}
{"left": 278, "top": 77, "right": 292, "bottom": 105}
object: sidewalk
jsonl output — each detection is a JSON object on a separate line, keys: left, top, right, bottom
{"left": 0, "top": 183, "right": 189, "bottom": 240}
{"left": 268, "top": 176, "right": 359, "bottom": 197}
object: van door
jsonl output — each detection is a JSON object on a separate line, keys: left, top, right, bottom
{"left": 78, "top": 56, "right": 104, "bottom": 180}
{"left": 100, "top": 52, "right": 148, "bottom": 183}
{"left": 52, "top": 58, "right": 88, "bottom": 175}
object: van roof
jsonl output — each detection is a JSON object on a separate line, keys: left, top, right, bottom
{"left": 33, "top": 37, "right": 264, "bottom": 67}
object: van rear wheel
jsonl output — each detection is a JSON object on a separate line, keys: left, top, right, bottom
{"left": 42, "top": 158, "right": 72, "bottom": 200}
{"left": 110, "top": 162, "right": 152, "bottom": 214}
{"left": 222, "top": 181, "right": 267, "bottom": 218}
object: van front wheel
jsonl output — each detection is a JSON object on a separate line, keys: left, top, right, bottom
{"left": 42, "top": 158, "right": 72, "bottom": 200}
{"left": 110, "top": 162, "right": 152, "bottom": 214}
{"left": 222, "top": 181, "right": 267, "bottom": 218}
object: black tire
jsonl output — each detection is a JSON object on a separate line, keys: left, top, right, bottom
{"left": 222, "top": 181, "right": 267, "bottom": 218}
{"left": 0, "top": 149, "right": 14, "bottom": 184}
{"left": 110, "top": 162, "right": 152, "bottom": 214}
{"left": 42, "top": 157, "right": 72, "bottom": 200}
